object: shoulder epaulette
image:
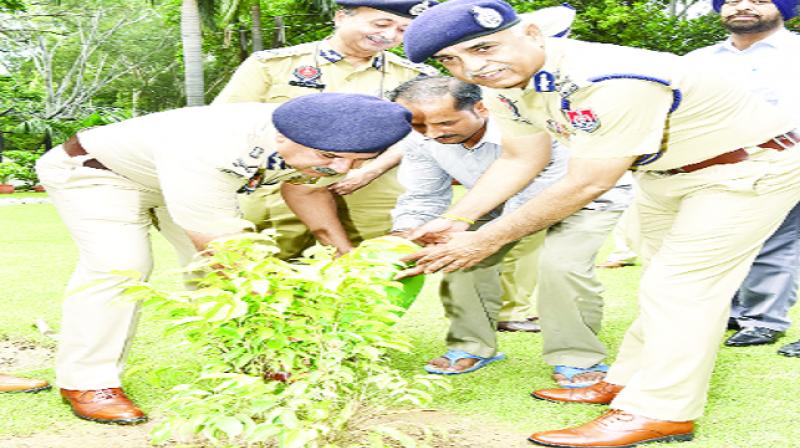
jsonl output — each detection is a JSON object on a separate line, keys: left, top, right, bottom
{"left": 385, "top": 52, "right": 441, "bottom": 76}
{"left": 252, "top": 42, "right": 315, "bottom": 61}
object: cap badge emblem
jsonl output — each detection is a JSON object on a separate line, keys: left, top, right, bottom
{"left": 471, "top": 6, "right": 503, "bottom": 29}
{"left": 410, "top": 0, "right": 431, "bottom": 16}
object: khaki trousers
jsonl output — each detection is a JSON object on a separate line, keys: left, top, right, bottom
{"left": 439, "top": 229, "right": 530, "bottom": 358}
{"left": 537, "top": 208, "right": 623, "bottom": 368}
{"left": 606, "top": 147, "right": 800, "bottom": 421}
{"left": 498, "top": 233, "right": 545, "bottom": 321}
{"left": 240, "top": 167, "right": 404, "bottom": 259}
{"left": 37, "top": 147, "right": 197, "bottom": 390}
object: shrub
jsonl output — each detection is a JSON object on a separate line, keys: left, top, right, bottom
{"left": 126, "top": 233, "right": 443, "bottom": 447}
{"left": 3, "top": 150, "right": 42, "bottom": 188}
{"left": 0, "top": 162, "right": 21, "bottom": 184}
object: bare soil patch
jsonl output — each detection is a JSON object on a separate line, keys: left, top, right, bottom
{"left": 0, "top": 422, "right": 153, "bottom": 448}
{"left": 0, "top": 409, "right": 530, "bottom": 448}
{"left": 354, "top": 409, "right": 532, "bottom": 448}
{"left": 0, "top": 339, "right": 53, "bottom": 372}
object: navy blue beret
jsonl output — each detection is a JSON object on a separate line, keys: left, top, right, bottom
{"left": 273, "top": 93, "right": 412, "bottom": 153}
{"left": 337, "top": 0, "right": 438, "bottom": 18}
{"left": 712, "top": 0, "right": 797, "bottom": 19}
{"left": 404, "top": 0, "right": 520, "bottom": 63}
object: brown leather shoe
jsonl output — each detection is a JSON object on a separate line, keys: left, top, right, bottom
{"left": 532, "top": 381, "right": 623, "bottom": 404}
{"left": 498, "top": 320, "right": 541, "bottom": 332}
{"left": 0, "top": 374, "right": 51, "bottom": 393}
{"left": 60, "top": 388, "right": 148, "bottom": 425}
{"left": 528, "top": 409, "right": 694, "bottom": 447}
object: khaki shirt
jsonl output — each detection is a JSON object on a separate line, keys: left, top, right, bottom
{"left": 77, "top": 103, "right": 322, "bottom": 235}
{"left": 485, "top": 38, "right": 796, "bottom": 171}
{"left": 214, "top": 40, "right": 438, "bottom": 103}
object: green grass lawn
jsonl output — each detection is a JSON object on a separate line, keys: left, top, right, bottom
{"left": 1, "top": 203, "right": 799, "bottom": 447}
{"left": 0, "top": 191, "right": 49, "bottom": 199}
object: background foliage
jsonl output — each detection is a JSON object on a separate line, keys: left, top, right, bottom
{"left": 1, "top": 0, "right": 798, "bottom": 159}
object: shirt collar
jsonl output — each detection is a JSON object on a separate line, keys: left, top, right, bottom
{"left": 318, "top": 39, "right": 385, "bottom": 69}
{"left": 461, "top": 119, "right": 501, "bottom": 150}
{"left": 718, "top": 28, "right": 794, "bottom": 53}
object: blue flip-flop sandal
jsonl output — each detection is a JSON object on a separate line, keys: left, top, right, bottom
{"left": 424, "top": 349, "right": 506, "bottom": 375}
{"left": 553, "top": 363, "right": 609, "bottom": 388}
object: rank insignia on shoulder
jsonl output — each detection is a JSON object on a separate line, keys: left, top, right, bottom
{"left": 557, "top": 80, "right": 579, "bottom": 98}
{"left": 471, "top": 6, "right": 503, "bottom": 29}
{"left": 498, "top": 94, "right": 532, "bottom": 125}
{"left": 289, "top": 65, "right": 325, "bottom": 89}
{"left": 249, "top": 146, "right": 265, "bottom": 159}
{"left": 533, "top": 70, "right": 556, "bottom": 92}
{"left": 565, "top": 109, "right": 601, "bottom": 133}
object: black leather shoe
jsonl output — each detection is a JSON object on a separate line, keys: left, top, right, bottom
{"left": 778, "top": 339, "right": 800, "bottom": 357}
{"left": 725, "top": 327, "right": 783, "bottom": 347}
{"left": 497, "top": 320, "right": 541, "bottom": 332}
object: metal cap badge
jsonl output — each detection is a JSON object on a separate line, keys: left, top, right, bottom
{"left": 471, "top": 6, "right": 503, "bottom": 28}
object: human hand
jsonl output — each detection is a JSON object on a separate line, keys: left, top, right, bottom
{"left": 328, "top": 167, "right": 380, "bottom": 195}
{"left": 396, "top": 231, "right": 502, "bottom": 278}
{"left": 406, "top": 218, "right": 470, "bottom": 245}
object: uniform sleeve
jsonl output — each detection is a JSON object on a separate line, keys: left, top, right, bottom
{"left": 155, "top": 153, "right": 254, "bottom": 236}
{"left": 391, "top": 138, "right": 453, "bottom": 231}
{"left": 483, "top": 90, "right": 546, "bottom": 138}
{"left": 213, "top": 54, "right": 273, "bottom": 104}
{"left": 567, "top": 79, "right": 673, "bottom": 159}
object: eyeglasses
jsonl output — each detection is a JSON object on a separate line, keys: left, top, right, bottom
{"left": 723, "top": 0, "right": 774, "bottom": 6}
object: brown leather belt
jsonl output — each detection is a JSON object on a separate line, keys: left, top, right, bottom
{"left": 63, "top": 135, "right": 110, "bottom": 171}
{"left": 663, "top": 130, "right": 799, "bottom": 175}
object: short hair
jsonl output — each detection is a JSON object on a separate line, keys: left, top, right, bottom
{"left": 389, "top": 76, "right": 482, "bottom": 111}
{"left": 338, "top": 6, "right": 359, "bottom": 15}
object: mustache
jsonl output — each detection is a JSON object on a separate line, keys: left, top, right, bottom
{"left": 726, "top": 13, "right": 760, "bottom": 19}
{"left": 465, "top": 66, "right": 508, "bottom": 79}
{"left": 366, "top": 34, "right": 394, "bottom": 45}
{"left": 434, "top": 134, "right": 461, "bottom": 140}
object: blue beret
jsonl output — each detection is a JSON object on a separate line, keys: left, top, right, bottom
{"left": 336, "top": 0, "right": 438, "bottom": 18}
{"left": 712, "top": 0, "right": 797, "bottom": 19}
{"left": 273, "top": 93, "right": 412, "bottom": 153}
{"left": 404, "top": 0, "right": 520, "bottom": 63}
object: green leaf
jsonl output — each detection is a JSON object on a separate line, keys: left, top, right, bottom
{"left": 215, "top": 416, "right": 244, "bottom": 438}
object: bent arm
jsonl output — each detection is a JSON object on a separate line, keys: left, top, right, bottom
{"left": 445, "top": 131, "right": 553, "bottom": 221}
{"left": 478, "top": 155, "right": 636, "bottom": 247}
{"left": 329, "top": 144, "right": 405, "bottom": 195}
{"left": 281, "top": 182, "right": 353, "bottom": 255}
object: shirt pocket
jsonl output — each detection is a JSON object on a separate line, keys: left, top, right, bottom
{"left": 267, "top": 83, "right": 322, "bottom": 102}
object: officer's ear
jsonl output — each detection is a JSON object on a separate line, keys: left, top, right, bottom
{"left": 518, "top": 22, "right": 545, "bottom": 45}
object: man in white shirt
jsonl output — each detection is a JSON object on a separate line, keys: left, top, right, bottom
{"left": 390, "top": 76, "right": 624, "bottom": 385}
{"left": 35, "top": 93, "right": 412, "bottom": 425}
{"left": 686, "top": 0, "right": 800, "bottom": 354}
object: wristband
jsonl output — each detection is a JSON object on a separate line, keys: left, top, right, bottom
{"left": 441, "top": 213, "right": 475, "bottom": 225}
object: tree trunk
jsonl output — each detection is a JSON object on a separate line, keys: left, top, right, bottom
{"left": 272, "top": 16, "right": 286, "bottom": 48}
{"left": 181, "top": 0, "right": 205, "bottom": 106}
{"left": 251, "top": 3, "right": 263, "bottom": 52}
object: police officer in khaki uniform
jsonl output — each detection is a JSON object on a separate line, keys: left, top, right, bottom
{"left": 213, "top": 0, "right": 438, "bottom": 258}
{"left": 401, "top": 1, "right": 800, "bottom": 446}
{"left": 36, "top": 94, "right": 412, "bottom": 425}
